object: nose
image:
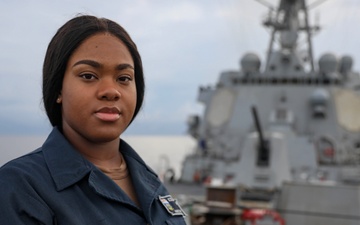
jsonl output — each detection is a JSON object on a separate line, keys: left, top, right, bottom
{"left": 97, "top": 79, "right": 121, "bottom": 101}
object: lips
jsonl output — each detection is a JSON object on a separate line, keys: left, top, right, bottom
{"left": 94, "top": 107, "right": 121, "bottom": 122}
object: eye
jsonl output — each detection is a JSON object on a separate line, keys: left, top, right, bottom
{"left": 117, "top": 75, "right": 133, "bottom": 84}
{"left": 80, "top": 73, "right": 97, "bottom": 80}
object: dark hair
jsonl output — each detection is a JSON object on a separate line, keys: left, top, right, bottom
{"left": 43, "top": 15, "right": 145, "bottom": 129}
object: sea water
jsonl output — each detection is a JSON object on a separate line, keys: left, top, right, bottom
{"left": 0, "top": 135, "right": 196, "bottom": 179}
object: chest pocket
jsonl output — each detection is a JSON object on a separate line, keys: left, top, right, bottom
{"left": 165, "top": 216, "right": 186, "bottom": 225}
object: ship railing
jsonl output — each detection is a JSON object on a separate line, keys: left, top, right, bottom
{"left": 232, "top": 76, "right": 342, "bottom": 86}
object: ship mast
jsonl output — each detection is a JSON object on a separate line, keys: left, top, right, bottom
{"left": 263, "top": 0, "right": 318, "bottom": 72}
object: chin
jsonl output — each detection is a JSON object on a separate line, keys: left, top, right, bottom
{"left": 88, "top": 130, "right": 122, "bottom": 143}
{"left": 90, "top": 135, "right": 120, "bottom": 144}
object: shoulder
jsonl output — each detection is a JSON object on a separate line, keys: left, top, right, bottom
{"left": 0, "top": 147, "right": 45, "bottom": 170}
{"left": 0, "top": 147, "right": 48, "bottom": 186}
{"left": 0, "top": 150, "right": 55, "bottom": 223}
{"left": 0, "top": 147, "right": 54, "bottom": 207}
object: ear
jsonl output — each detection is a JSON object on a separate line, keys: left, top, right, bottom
{"left": 56, "top": 94, "right": 62, "bottom": 104}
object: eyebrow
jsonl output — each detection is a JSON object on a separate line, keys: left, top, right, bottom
{"left": 72, "top": 59, "right": 134, "bottom": 71}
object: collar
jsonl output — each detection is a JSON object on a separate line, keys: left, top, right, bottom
{"left": 120, "top": 140, "right": 162, "bottom": 214}
{"left": 42, "top": 127, "right": 161, "bottom": 199}
{"left": 42, "top": 127, "right": 93, "bottom": 191}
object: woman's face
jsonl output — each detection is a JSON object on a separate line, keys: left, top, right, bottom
{"left": 59, "top": 33, "right": 136, "bottom": 143}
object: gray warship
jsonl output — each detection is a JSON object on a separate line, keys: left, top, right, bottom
{"left": 168, "top": 0, "right": 360, "bottom": 224}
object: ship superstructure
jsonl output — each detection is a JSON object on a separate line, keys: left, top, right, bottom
{"left": 177, "top": 0, "right": 360, "bottom": 224}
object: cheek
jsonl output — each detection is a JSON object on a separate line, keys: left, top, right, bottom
{"left": 61, "top": 87, "right": 87, "bottom": 118}
{"left": 61, "top": 80, "right": 89, "bottom": 105}
{"left": 129, "top": 89, "right": 138, "bottom": 112}
{"left": 61, "top": 98, "right": 79, "bottom": 121}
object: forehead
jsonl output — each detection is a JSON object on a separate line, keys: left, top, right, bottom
{"left": 68, "top": 33, "right": 134, "bottom": 65}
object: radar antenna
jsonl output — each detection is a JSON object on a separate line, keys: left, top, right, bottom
{"left": 261, "top": 0, "right": 319, "bottom": 72}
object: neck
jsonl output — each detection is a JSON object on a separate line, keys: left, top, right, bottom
{"left": 80, "top": 142, "right": 122, "bottom": 169}
{"left": 62, "top": 129, "right": 122, "bottom": 169}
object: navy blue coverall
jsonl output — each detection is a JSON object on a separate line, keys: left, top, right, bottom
{"left": 0, "top": 128, "right": 186, "bottom": 225}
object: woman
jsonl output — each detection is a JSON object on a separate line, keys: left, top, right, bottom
{"left": 0, "top": 15, "right": 186, "bottom": 225}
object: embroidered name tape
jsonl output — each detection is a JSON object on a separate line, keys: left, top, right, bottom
{"left": 158, "top": 195, "right": 186, "bottom": 217}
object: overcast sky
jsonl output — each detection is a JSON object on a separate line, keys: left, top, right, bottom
{"left": 1, "top": 0, "right": 359, "bottom": 135}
